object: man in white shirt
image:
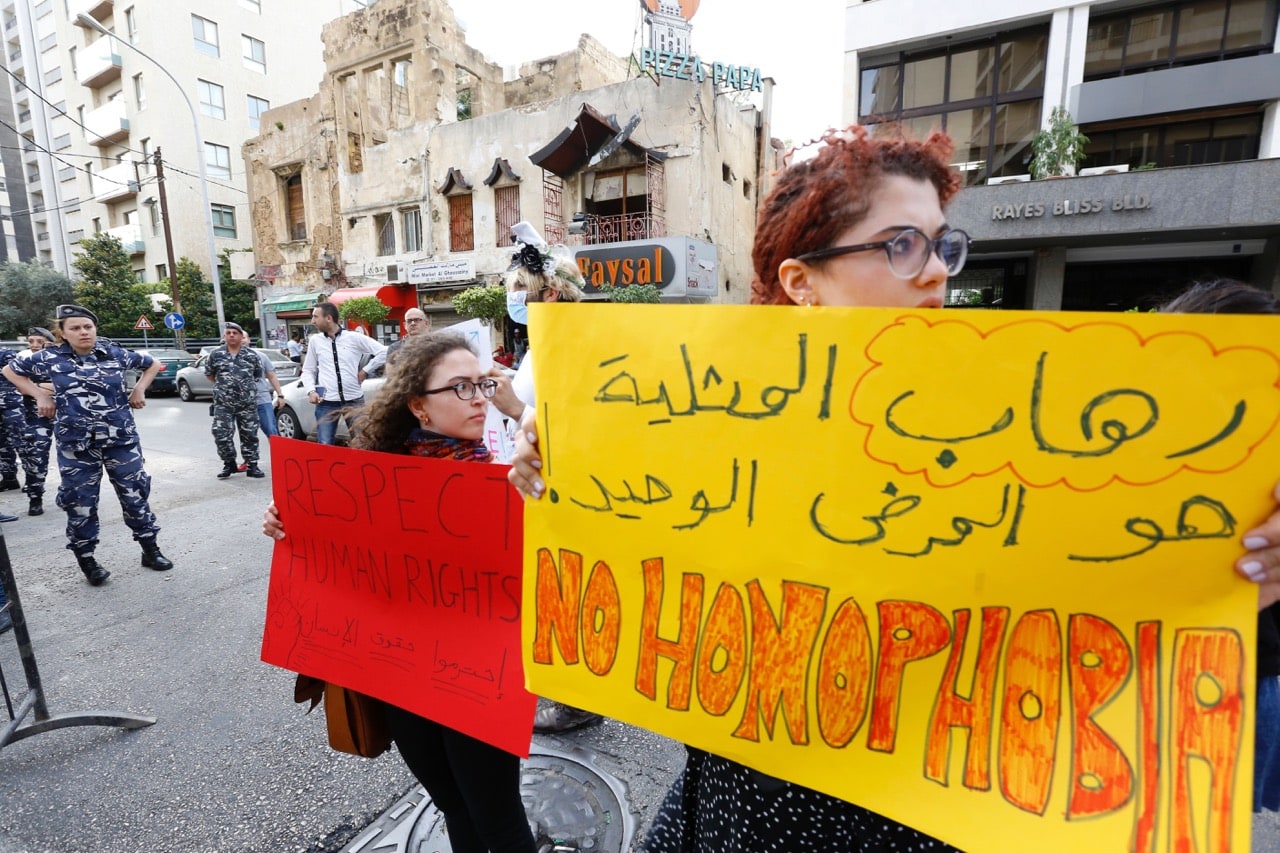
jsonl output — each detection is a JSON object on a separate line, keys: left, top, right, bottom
{"left": 302, "top": 302, "right": 385, "bottom": 445}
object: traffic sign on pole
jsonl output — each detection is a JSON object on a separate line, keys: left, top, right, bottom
{"left": 163, "top": 312, "right": 186, "bottom": 331}
{"left": 134, "top": 315, "right": 154, "bottom": 330}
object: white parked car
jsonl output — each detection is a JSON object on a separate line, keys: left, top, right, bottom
{"left": 275, "top": 375, "right": 385, "bottom": 442}
{"left": 174, "top": 348, "right": 302, "bottom": 402}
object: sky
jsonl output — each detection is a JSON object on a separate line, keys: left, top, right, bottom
{"left": 444, "top": 0, "right": 847, "bottom": 147}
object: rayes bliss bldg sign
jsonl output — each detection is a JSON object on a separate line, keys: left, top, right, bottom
{"left": 992, "top": 193, "right": 1152, "bottom": 221}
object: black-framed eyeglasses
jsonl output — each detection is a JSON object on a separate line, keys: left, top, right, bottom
{"left": 404, "top": 317, "right": 427, "bottom": 325}
{"left": 423, "top": 379, "right": 499, "bottom": 401}
{"left": 795, "top": 227, "right": 971, "bottom": 279}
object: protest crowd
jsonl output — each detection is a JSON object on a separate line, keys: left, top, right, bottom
{"left": 3, "top": 123, "right": 1280, "bottom": 852}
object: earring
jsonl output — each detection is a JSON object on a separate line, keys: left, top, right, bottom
{"left": 417, "top": 415, "right": 430, "bottom": 428}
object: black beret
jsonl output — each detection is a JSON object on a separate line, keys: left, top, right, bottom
{"left": 224, "top": 322, "right": 246, "bottom": 334}
{"left": 27, "top": 326, "right": 54, "bottom": 341}
{"left": 55, "top": 304, "right": 98, "bottom": 324}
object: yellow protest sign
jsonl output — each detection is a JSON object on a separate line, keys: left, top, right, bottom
{"left": 522, "top": 304, "right": 1280, "bottom": 852}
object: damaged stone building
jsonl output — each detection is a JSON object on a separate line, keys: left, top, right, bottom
{"left": 242, "top": 0, "right": 776, "bottom": 340}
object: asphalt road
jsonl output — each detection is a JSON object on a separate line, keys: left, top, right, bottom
{"left": 0, "top": 396, "right": 682, "bottom": 853}
{"left": 2, "top": 396, "right": 1279, "bottom": 852}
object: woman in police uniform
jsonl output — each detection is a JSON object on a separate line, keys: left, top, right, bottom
{"left": 1, "top": 304, "right": 174, "bottom": 585}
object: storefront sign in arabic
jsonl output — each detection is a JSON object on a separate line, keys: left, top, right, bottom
{"left": 410, "top": 258, "right": 476, "bottom": 286}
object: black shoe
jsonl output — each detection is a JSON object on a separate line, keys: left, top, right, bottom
{"left": 0, "top": 512, "right": 16, "bottom": 523}
{"left": 0, "top": 608, "right": 12, "bottom": 634}
{"left": 139, "top": 539, "right": 173, "bottom": 571}
{"left": 532, "top": 700, "right": 603, "bottom": 734}
{"left": 245, "top": 465, "right": 265, "bottom": 479}
{"left": 28, "top": 496, "right": 42, "bottom": 516}
{"left": 0, "top": 477, "right": 20, "bottom": 492}
{"left": 216, "top": 463, "right": 236, "bottom": 479}
{"left": 77, "top": 555, "right": 110, "bottom": 586}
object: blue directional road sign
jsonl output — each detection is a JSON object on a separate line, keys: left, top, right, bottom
{"left": 163, "top": 312, "right": 185, "bottom": 330}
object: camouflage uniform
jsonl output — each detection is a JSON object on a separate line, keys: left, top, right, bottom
{"left": 19, "top": 390, "right": 52, "bottom": 500}
{"left": 7, "top": 340, "right": 160, "bottom": 556}
{"left": 0, "top": 348, "right": 34, "bottom": 489}
{"left": 206, "top": 344, "right": 263, "bottom": 467}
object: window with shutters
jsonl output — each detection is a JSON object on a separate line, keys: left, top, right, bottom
{"left": 401, "top": 207, "right": 422, "bottom": 253}
{"left": 374, "top": 212, "right": 395, "bottom": 256}
{"left": 448, "top": 195, "right": 473, "bottom": 252}
{"left": 494, "top": 185, "right": 520, "bottom": 247}
{"left": 283, "top": 172, "right": 306, "bottom": 242}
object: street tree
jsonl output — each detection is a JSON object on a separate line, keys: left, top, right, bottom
{"left": 453, "top": 284, "right": 507, "bottom": 324}
{"left": 0, "top": 261, "right": 74, "bottom": 338}
{"left": 71, "top": 233, "right": 151, "bottom": 338}
{"left": 338, "top": 296, "right": 389, "bottom": 334}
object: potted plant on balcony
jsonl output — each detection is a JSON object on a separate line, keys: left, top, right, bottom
{"left": 1029, "top": 106, "right": 1089, "bottom": 180}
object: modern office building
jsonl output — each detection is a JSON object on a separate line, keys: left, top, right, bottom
{"left": 844, "top": 0, "right": 1280, "bottom": 310}
{"left": 0, "top": 0, "right": 370, "bottom": 281}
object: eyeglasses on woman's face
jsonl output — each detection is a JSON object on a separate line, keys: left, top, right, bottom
{"left": 795, "top": 227, "right": 971, "bottom": 280}
{"left": 423, "top": 379, "right": 499, "bottom": 401}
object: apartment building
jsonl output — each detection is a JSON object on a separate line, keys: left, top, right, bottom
{"left": 0, "top": 0, "right": 369, "bottom": 281}
{"left": 844, "top": 0, "right": 1280, "bottom": 310}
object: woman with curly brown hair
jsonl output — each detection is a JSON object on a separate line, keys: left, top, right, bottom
{"left": 267, "top": 331, "right": 537, "bottom": 853}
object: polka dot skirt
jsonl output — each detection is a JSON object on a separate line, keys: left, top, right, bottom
{"left": 642, "top": 750, "right": 960, "bottom": 852}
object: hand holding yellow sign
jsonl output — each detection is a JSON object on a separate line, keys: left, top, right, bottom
{"left": 522, "top": 303, "right": 1280, "bottom": 852}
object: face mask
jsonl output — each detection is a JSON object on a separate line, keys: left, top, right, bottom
{"left": 506, "top": 290, "right": 529, "bottom": 325}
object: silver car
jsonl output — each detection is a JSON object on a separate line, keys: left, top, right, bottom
{"left": 274, "top": 374, "right": 384, "bottom": 442}
{"left": 174, "top": 348, "right": 302, "bottom": 402}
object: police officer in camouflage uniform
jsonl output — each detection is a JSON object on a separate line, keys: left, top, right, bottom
{"left": 17, "top": 327, "right": 55, "bottom": 516}
{"left": 0, "top": 346, "right": 30, "bottom": 498}
{"left": 206, "top": 321, "right": 265, "bottom": 479}
{"left": 2, "top": 304, "right": 174, "bottom": 586}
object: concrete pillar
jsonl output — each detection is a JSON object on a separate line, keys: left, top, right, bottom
{"left": 1254, "top": 237, "right": 1280, "bottom": 296}
{"left": 1028, "top": 246, "right": 1066, "bottom": 310}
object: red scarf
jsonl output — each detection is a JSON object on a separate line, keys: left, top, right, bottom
{"left": 404, "top": 427, "right": 491, "bottom": 463}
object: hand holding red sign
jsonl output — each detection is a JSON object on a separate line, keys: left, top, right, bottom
{"left": 260, "top": 437, "right": 535, "bottom": 756}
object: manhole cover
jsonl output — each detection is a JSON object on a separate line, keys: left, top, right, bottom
{"left": 342, "top": 744, "right": 634, "bottom": 853}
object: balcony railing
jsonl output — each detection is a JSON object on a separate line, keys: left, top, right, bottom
{"left": 106, "top": 223, "right": 144, "bottom": 254}
{"left": 84, "top": 99, "right": 129, "bottom": 146}
{"left": 77, "top": 35, "right": 121, "bottom": 88}
{"left": 563, "top": 211, "right": 666, "bottom": 246}
{"left": 95, "top": 161, "right": 139, "bottom": 202}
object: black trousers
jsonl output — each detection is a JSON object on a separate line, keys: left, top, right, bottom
{"left": 386, "top": 705, "right": 536, "bottom": 853}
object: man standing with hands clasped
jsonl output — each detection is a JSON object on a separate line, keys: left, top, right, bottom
{"left": 207, "top": 322, "right": 265, "bottom": 479}
{"left": 303, "top": 301, "right": 384, "bottom": 445}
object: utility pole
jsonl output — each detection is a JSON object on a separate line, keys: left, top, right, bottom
{"left": 153, "top": 148, "right": 186, "bottom": 351}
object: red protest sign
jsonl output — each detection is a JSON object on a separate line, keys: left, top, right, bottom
{"left": 261, "top": 438, "right": 535, "bottom": 756}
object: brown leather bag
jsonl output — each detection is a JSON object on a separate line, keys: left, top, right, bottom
{"left": 294, "top": 674, "right": 392, "bottom": 758}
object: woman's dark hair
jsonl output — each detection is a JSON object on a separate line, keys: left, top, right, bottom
{"left": 1159, "top": 278, "right": 1279, "bottom": 315}
{"left": 751, "top": 124, "right": 962, "bottom": 305}
{"left": 353, "top": 332, "right": 477, "bottom": 454}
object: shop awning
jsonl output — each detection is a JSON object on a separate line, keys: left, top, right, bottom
{"left": 530, "top": 103, "right": 659, "bottom": 178}
{"left": 326, "top": 284, "right": 419, "bottom": 309}
{"left": 262, "top": 292, "right": 322, "bottom": 313}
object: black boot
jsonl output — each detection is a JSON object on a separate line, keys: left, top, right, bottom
{"left": 139, "top": 538, "right": 173, "bottom": 571}
{"left": 0, "top": 476, "right": 20, "bottom": 492}
{"left": 245, "top": 464, "right": 265, "bottom": 479}
{"left": 77, "top": 554, "right": 110, "bottom": 586}
{"left": 28, "top": 495, "right": 42, "bottom": 516}
{"left": 216, "top": 462, "right": 236, "bottom": 479}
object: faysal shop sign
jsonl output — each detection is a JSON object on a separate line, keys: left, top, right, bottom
{"left": 575, "top": 237, "right": 718, "bottom": 299}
